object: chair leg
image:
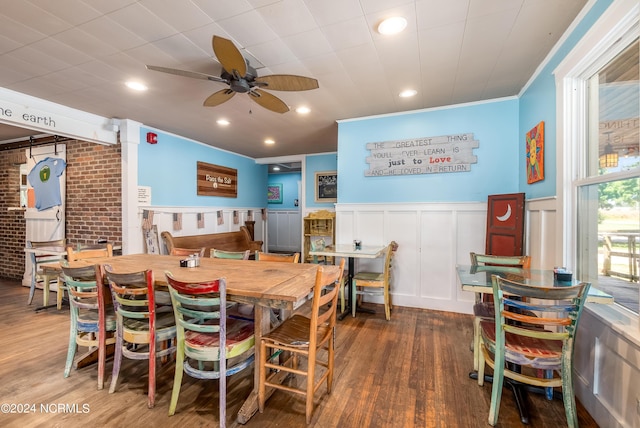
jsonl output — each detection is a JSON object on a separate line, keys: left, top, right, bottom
{"left": 351, "top": 280, "right": 357, "bottom": 317}
{"left": 42, "top": 275, "right": 50, "bottom": 307}
{"left": 305, "top": 347, "right": 316, "bottom": 424}
{"left": 258, "top": 341, "right": 267, "bottom": 413}
{"left": 477, "top": 344, "right": 485, "bottom": 387}
{"left": 28, "top": 273, "right": 36, "bottom": 305}
{"left": 473, "top": 317, "right": 481, "bottom": 372}
{"left": 327, "top": 330, "right": 335, "bottom": 393}
{"left": 56, "top": 277, "right": 65, "bottom": 310}
{"left": 64, "top": 317, "right": 77, "bottom": 378}
{"left": 109, "top": 330, "right": 123, "bottom": 393}
{"left": 487, "top": 348, "right": 505, "bottom": 426}
{"left": 562, "top": 361, "right": 578, "bottom": 428}
{"left": 148, "top": 339, "right": 156, "bottom": 408}
{"left": 383, "top": 286, "right": 391, "bottom": 320}
{"left": 168, "top": 345, "right": 185, "bottom": 416}
{"left": 339, "top": 278, "right": 345, "bottom": 313}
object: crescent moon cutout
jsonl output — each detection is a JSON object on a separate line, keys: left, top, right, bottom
{"left": 496, "top": 204, "right": 512, "bottom": 222}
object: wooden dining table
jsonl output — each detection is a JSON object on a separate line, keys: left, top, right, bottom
{"left": 43, "top": 253, "right": 338, "bottom": 424}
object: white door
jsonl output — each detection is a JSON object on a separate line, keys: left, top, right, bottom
{"left": 22, "top": 144, "right": 66, "bottom": 285}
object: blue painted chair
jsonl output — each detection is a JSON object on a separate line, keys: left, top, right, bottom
{"left": 60, "top": 263, "right": 116, "bottom": 389}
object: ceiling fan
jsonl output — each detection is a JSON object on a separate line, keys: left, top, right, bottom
{"left": 146, "top": 35, "right": 319, "bottom": 114}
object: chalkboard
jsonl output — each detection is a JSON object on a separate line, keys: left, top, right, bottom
{"left": 315, "top": 171, "right": 337, "bottom": 203}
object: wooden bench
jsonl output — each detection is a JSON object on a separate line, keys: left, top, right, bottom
{"left": 160, "top": 225, "right": 262, "bottom": 257}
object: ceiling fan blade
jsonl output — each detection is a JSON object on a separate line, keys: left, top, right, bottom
{"left": 146, "top": 65, "right": 228, "bottom": 83}
{"left": 248, "top": 89, "right": 289, "bottom": 113}
{"left": 212, "top": 36, "right": 247, "bottom": 78}
{"left": 254, "top": 74, "right": 319, "bottom": 91}
{"left": 203, "top": 89, "right": 236, "bottom": 107}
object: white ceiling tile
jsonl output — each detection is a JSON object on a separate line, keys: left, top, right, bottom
{"left": 27, "top": 0, "right": 102, "bottom": 26}
{"left": 138, "top": 0, "right": 212, "bottom": 32}
{"left": 415, "top": 0, "right": 469, "bottom": 29}
{"left": 247, "top": 38, "right": 297, "bottom": 67}
{"left": 107, "top": 3, "right": 177, "bottom": 43}
{"left": 304, "top": 0, "right": 363, "bottom": 27}
{"left": 191, "top": 0, "right": 254, "bottom": 21}
{"left": 322, "top": 16, "right": 372, "bottom": 51}
{"left": 0, "top": 14, "right": 48, "bottom": 45}
{"left": 1, "top": 2, "right": 71, "bottom": 36}
{"left": 30, "top": 38, "right": 92, "bottom": 67}
{"left": 218, "top": 10, "right": 278, "bottom": 48}
{"left": 79, "top": 0, "right": 138, "bottom": 15}
{"left": 359, "top": 0, "right": 413, "bottom": 15}
{"left": 54, "top": 27, "right": 120, "bottom": 58}
{"left": 257, "top": 0, "right": 318, "bottom": 37}
{"left": 282, "top": 29, "right": 334, "bottom": 59}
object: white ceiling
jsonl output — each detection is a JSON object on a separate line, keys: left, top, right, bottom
{"left": 0, "top": 0, "right": 587, "bottom": 159}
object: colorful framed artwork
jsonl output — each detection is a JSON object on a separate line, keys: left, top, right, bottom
{"left": 315, "top": 171, "right": 337, "bottom": 203}
{"left": 267, "top": 183, "right": 283, "bottom": 204}
{"left": 526, "top": 121, "right": 544, "bottom": 184}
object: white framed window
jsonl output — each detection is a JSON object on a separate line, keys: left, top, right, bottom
{"left": 556, "top": 0, "right": 639, "bottom": 324}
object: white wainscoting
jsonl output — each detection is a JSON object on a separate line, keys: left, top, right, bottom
{"left": 336, "top": 202, "right": 489, "bottom": 314}
{"left": 266, "top": 210, "right": 301, "bottom": 253}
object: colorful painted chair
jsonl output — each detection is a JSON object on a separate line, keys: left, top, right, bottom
{"left": 60, "top": 263, "right": 116, "bottom": 389}
{"left": 165, "top": 271, "right": 255, "bottom": 427}
{"left": 170, "top": 247, "right": 206, "bottom": 257}
{"left": 470, "top": 252, "right": 531, "bottom": 372}
{"left": 478, "top": 275, "right": 591, "bottom": 427}
{"left": 27, "top": 238, "right": 66, "bottom": 308}
{"left": 104, "top": 266, "right": 176, "bottom": 408}
{"left": 210, "top": 248, "right": 250, "bottom": 260}
{"left": 259, "top": 259, "right": 345, "bottom": 423}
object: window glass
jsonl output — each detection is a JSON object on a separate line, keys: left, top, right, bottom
{"left": 578, "top": 38, "right": 639, "bottom": 314}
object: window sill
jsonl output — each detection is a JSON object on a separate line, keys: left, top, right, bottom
{"left": 585, "top": 302, "right": 640, "bottom": 348}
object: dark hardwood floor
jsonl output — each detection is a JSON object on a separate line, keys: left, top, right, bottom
{"left": 0, "top": 278, "right": 598, "bottom": 428}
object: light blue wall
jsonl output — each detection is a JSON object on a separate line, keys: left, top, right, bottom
{"left": 337, "top": 99, "right": 519, "bottom": 203}
{"left": 268, "top": 172, "right": 300, "bottom": 210}
{"left": 306, "top": 153, "right": 338, "bottom": 208}
{"left": 519, "top": 0, "right": 614, "bottom": 198}
{"left": 138, "top": 128, "right": 268, "bottom": 206}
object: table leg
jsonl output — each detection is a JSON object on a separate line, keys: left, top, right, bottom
{"left": 237, "top": 305, "right": 289, "bottom": 424}
{"left": 469, "top": 370, "right": 530, "bottom": 424}
{"left": 338, "top": 256, "right": 375, "bottom": 320}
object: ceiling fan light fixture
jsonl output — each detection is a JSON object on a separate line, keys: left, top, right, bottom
{"left": 399, "top": 89, "right": 417, "bottom": 98}
{"left": 264, "top": 139, "right": 275, "bottom": 145}
{"left": 296, "top": 106, "right": 310, "bottom": 114}
{"left": 377, "top": 17, "right": 407, "bottom": 35}
{"left": 126, "top": 81, "right": 147, "bottom": 91}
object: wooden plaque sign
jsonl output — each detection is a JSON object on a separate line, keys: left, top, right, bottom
{"left": 365, "top": 133, "right": 479, "bottom": 177}
{"left": 196, "top": 161, "right": 237, "bottom": 198}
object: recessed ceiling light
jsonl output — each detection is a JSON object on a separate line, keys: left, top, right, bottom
{"left": 296, "top": 106, "right": 310, "bottom": 114}
{"left": 377, "top": 17, "right": 407, "bottom": 35}
{"left": 216, "top": 119, "right": 230, "bottom": 126}
{"left": 264, "top": 139, "right": 275, "bottom": 145}
{"left": 125, "top": 81, "right": 147, "bottom": 91}
{"left": 273, "top": 166, "right": 280, "bottom": 171}
{"left": 399, "top": 89, "right": 417, "bottom": 98}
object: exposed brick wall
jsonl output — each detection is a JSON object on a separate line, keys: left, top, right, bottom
{"left": 0, "top": 141, "right": 122, "bottom": 280}
{"left": 66, "top": 141, "right": 122, "bottom": 247}
{"left": 0, "top": 152, "right": 26, "bottom": 279}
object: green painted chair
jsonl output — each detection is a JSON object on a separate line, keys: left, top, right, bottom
{"left": 351, "top": 241, "right": 398, "bottom": 320}
{"left": 478, "top": 275, "right": 591, "bottom": 427}
{"left": 210, "top": 248, "right": 250, "bottom": 260}
{"left": 470, "top": 252, "right": 531, "bottom": 372}
{"left": 60, "top": 263, "right": 116, "bottom": 390}
{"left": 165, "top": 271, "right": 254, "bottom": 427}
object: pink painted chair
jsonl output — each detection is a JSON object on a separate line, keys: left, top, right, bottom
{"left": 103, "top": 266, "right": 176, "bottom": 408}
